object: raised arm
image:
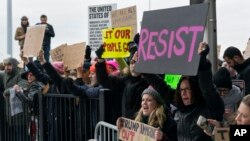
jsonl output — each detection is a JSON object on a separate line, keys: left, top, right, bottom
{"left": 197, "top": 42, "right": 224, "bottom": 121}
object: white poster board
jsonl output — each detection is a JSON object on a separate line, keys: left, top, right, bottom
{"left": 23, "top": 25, "right": 46, "bottom": 57}
{"left": 88, "top": 3, "right": 117, "bottom": 51}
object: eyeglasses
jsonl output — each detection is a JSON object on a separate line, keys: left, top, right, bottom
{"left": 179, "top": 88, "right": 191, "bottom": 93}
{"left": 216, "top": 88, "right": 230, "bottom": 96}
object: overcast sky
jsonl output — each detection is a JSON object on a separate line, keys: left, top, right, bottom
{"left": 1, "top": 0, "right": 250, "bottom": 61}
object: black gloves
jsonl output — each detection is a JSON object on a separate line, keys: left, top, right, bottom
{"left": 198, "top": 44, "right": 211, "bottom": 70}
{"left": 95, "top": 44, "right": 104, "bottom": 59}
{"left": 85, "top": 45, "right": 91, "bottom": 61}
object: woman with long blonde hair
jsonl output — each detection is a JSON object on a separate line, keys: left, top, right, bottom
{"left": 117, "top": 86, "right": 177, "bottom": 141}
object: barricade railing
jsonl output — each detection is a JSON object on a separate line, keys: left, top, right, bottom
{"left": 94, "top": 121, "right": 118, "bottom": 141}
{"left": 39, "top": 93, "right": 100, "bottom": 141}
{"left": 3, "top": 94, "right": 35, "bottom": 141}
{"left": 2, "top": 89, "right": 117, "bottom": 141}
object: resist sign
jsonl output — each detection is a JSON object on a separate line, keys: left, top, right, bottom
{"left": 135, "top": 4, "right": 209, "bottom": 75}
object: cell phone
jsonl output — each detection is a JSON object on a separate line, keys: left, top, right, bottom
{"left": 197, "top": 115, "right": 214, "bottom": 134}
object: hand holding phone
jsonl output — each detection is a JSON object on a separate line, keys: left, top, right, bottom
{"left": 197, "top": 115, "right": 215, "bottom": 136}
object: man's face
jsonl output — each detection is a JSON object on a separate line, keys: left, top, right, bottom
{"left": 40, "top": 17, "right": 47, "bottom": 24}
{"left": 4, "top": 63, "right": 13, "bottom": 74}
{"left": 224, "top": 56, "right": 239, "bottom": 68}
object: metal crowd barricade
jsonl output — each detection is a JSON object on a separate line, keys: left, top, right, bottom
{"left": 94, "top": 121, "right": 119, "bottom": 141}
{"left": 3, "top": 95, "right": 34, "bottom": 141}
{"left": 38, "top": 89, "right": 113, "bottom": 141}
{"left": 38, "top": 93, "right": 100, "bottom": 141}
{"left": 2, "top": 88, "right": 116, "bottom": 141}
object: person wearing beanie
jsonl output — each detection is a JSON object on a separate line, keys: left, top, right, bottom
{"left": 15, "top": 16, "right": 29, "bottom": 52}
{"left": 213, "top": 67, "right": 243, "bottom": 124}
{"left": 0, "top": 57, "right": 28, "bottom": 141}
{"left": 51, "top": 61, "right": 64, "bottom": 75}
{"left": 1, "top": 57, "right": 25, "bottom": 96}
{"left": 117, "top": 86, "right": 177, "bottom": 141}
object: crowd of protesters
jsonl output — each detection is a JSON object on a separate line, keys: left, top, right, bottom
{"left": 1, "top": 15, "right": 250, "bottom": 141}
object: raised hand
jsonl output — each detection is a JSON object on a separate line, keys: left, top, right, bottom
{"left": 95, "top": 44, "right": 104, "bottom": 59}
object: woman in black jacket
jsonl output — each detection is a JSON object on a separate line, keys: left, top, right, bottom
{"left": 142, "top": 42, "right": 225, "bottom": 141}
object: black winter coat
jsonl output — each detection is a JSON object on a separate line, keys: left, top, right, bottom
{"left": 234, "top": 58, "right": 250, "bottom": 95}
{"left": 143, "top": 63, "right": 224, "bottom": 141}
{"left": 95, "top": 61, "right": 149, "bottom": 119}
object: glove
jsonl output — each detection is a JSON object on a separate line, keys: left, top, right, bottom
{"left": 198, "top": 44, "right": 211, "bottom": 70}
{"left": 85, "top": 45, "right": 91, "bottom": 61}
{"left": 95, "top": 44, "right": 104, "bottom": 59}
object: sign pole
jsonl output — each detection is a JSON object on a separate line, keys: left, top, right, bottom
{"left": 207, "top": 0, "right": 218, "bottom": 74}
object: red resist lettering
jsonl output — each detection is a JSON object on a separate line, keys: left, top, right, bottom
{"left": 138, "top": 26, "right": 204, "bottom": 62}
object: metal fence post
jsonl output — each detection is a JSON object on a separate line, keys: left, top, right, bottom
{"left": 38, "top": 94, "right": 44, "bottom": 141}
{"left": 99, "top": 89, "right": 112, "bottom": 123}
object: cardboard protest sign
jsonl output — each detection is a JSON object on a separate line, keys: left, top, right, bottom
{"left": 243, "top": 39, "right": 250, "bottom": 59}
{"left": 135, "top": 4, "right": 209, "bottom": 75}
{"left": 102, "top": 27, "right": 131, "bottom": 58}
{"left": 164, "top": 74, "right": 181, "bottom": 89}
{"left": 213, "top": 128, "right": 230, "bottom": 141}
{"left": 50, "top": 44, "right": 67, "bottom": 62}
{"left": 23, "top": 25, "right": 46, "bottom": 57}
{"left": 63, "top": 42, "right": 86, "bottom": 70}
{"left": 111, "top": 5, "right": 137, "bottom": 37}
{"left": 88, "top": 4, "right": 117, "bottom": 51}
{"left": 232, "top": 80, "right": 245, "bottom": 95}
{"left": 118, "top": 117, "right": 157, "bottom": 141}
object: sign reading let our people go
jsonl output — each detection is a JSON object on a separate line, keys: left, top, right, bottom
{"left": 101, "top": 27, "right": 132, "bottom": 58}
{"left": 135, "top": 4, "right": 209, "bottom": 75}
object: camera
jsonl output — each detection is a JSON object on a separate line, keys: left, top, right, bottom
{"left": 197, "top": 115, "right": 214, "bottom": 134}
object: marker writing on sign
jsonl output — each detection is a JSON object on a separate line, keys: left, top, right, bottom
{"left": 138, "top": 26, "right": 204, "bottom": 62}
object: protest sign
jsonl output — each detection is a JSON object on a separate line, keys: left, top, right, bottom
{"left": 135, "top": 4, "right": 209, "bottom": 75}
{"left": 23, "top": 25, "right": 46, "bottom": 57}
{"left": 111, "top": 5, "right": 137, "bottom": 37}
{"left": 88, "top": 4, "right": 117, "bottom": 51}
{"left": 164, "top": 74, "right": 181, "bottom": 89}
{"left": 63, "top": 42, "right": 86, "bottom": 70}
{"left": 50, "top": 44, "right": 67, "bottom": 62}
{"left": 243, "top": 39, "right": 250, "bottom": 59}
{"left": 118, "top": 117, "right": 157, "bottom": 141}
{"left": 214, "top": 128, "right": 230, "bottom": 141}
{"left": 102, "top": 27, "right": 131, "bottom": 58}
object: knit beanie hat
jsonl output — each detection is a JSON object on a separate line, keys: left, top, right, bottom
{"left": 141, "top": 86, "right": 165, "bottom": 106}
{"left": 3, "top": 57, "right": 19, "bottom": 69}
{"left": 213, "top": 67, "right": 232, "bottom": 89}
{"left": 52, "top": 61, "right": 64, "bottom": 75}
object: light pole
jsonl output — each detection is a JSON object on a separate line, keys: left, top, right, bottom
{"left": 7, "top": 0, "right": 13, "bottom": 57}
{"left": 206, "top": 0, "right": 218, "bottom": 73}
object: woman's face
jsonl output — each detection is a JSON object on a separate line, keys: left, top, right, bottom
{"left": 141, "top": 94, "right": 157, "bottom": 116}
{"left": 27, "top": 72, "right": 36, "bottom": 83}
{"left": 235, "top": 102, "right": 250, "bottom": 125}
{"left": 180, "top": 79, "right": 192, "bottom": 106}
